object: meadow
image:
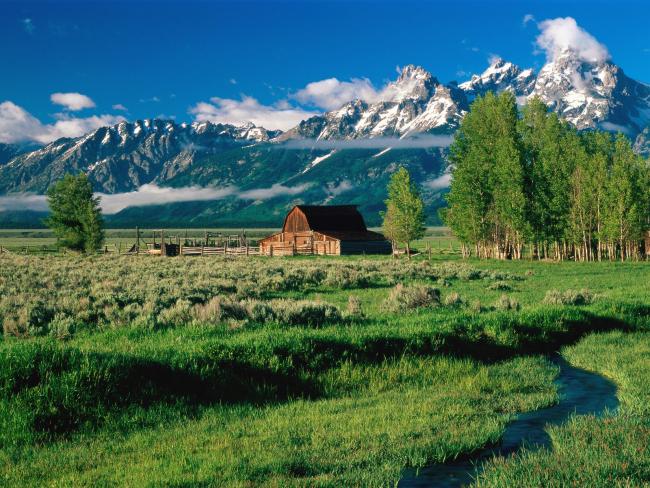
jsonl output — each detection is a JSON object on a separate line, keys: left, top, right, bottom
{"left": 0, "top": 246, "right": 648, "bottom": 486}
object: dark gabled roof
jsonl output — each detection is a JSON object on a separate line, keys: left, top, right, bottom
{"left": 292, "top": 205, "right": 368, "bottom": 232}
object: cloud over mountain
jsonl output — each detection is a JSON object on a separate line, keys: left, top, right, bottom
{"left": 0, "top": 101, "right": 124, "bottom": 144}
{"left": 536, "top": 17, "right": 610, "bottom": 63}
{"left": 190, "top": 96, "right": 318, "bottom": 131}
{"left": 292, "top": 78, "right": 382, "bottom": 110}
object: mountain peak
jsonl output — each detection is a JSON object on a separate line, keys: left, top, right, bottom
{"left": 459, "top": 58, "right": 534, "bottom": 100}
{"left": 397, "top": 65, "right": 432, "bottom": 81}
{"left": 386, "top": 65, "right": 437, "bottom": 102}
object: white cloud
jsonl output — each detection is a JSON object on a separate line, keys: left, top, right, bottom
{"left": 97, "top": 184, "right": 236, "bottom": 213}
{"left": 0, "top": 183, "right": 313, "bottom": 214}
{"left": 0, "top": 101, "right": 124, "bottom": 144}
{"left": 425, "top": 173, "right": 451, "bottom": 190}
{"left": 238, "top": 183, "right": 311, "bottom": 200}
{"left": 112, "top": 103, "right": 128, "bottom": 111}
{"left": 599, "top": 121, "right": 632, "bottom": 134}
{"left": 22, "top": 18, "right": 35, "bottom": 35}
{"left": 50, "top": 92, "right": 96, "bottom": 111}
{"left": 0, "top": 193, "right": 47, "bottom": 212}
{"left": 327, "top": 180, "right": 354, "bottom": 197}
{"left": 229, "top": 78, "right": 237, "bottom": 85}
{"left": 488, "top": 53, "right": 502, "bottom": 65}
{"left": 190, "top": 96, "right": 319, "bottom": 131}
{"left": 522, "top": 14, "right": 535, "bottom": 26}
{"left": 292, "top": 78, "right": 382, "bottom": 110}
{"left": 536, "top": 17, "right": 610, "bottom": 63}
{"left": 283, "top": 134, "right": 453, "bottom": 150}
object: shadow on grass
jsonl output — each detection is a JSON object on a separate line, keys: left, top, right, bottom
{"left": 0, "top": 301, "right": 646, "bottom": 450}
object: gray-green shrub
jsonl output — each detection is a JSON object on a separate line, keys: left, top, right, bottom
{"left": 495, "top": 295, "right": 520, "bottom": 311}
{"left": 543, "top": 289, "right": 594, "bottom": 306}
{"left": 382, "top": 284, "right": 440, "bottom": 312}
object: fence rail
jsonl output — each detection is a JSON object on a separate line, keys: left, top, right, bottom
{"left": 179, "top": 245, "right": 260, "bottom": 256}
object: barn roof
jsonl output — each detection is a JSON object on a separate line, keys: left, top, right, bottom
{"left": 288, "top": 205, "right": 368, "bottom": 233}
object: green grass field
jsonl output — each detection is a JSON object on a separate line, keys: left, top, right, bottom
{"left": 0, "top": 248, "right": 648, "bottom": 486}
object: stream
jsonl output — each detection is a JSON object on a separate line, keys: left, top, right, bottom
{"left": 398, "top": 356, "right": 619, "bottom": 487}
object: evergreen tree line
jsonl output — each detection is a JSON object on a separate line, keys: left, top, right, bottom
{"left": 444, "top": 91, "right": 650, "bottom": 261}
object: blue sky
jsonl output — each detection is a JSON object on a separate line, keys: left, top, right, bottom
{"left": 2, "top": 0, "right": 650, "bottom": 143}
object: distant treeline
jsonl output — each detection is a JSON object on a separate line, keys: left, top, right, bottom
{"left": 444, "top": 92, "right": 650, "bottom": 261}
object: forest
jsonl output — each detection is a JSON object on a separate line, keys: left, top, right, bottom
{"left": 445, "top": 92, "right": 650, "bottom": 261}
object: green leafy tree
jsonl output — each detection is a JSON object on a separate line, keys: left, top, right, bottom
{"left": 602, "top": 134, "right": 646, "bottom": 261}
{"left": 447, "top": 91, "right": 526, "bottom": 258}
{"left": 382, "top": 167, "right": 425, "bottom": 259}
{"left": 45, "top": 173, "right": 105, "bottom": 253}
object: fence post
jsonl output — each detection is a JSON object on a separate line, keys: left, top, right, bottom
{"left": 161, "top": 230, "right": 166, "bottom": 257}
{"left": 270, "top": 244, "right": 274, "bottom": 257}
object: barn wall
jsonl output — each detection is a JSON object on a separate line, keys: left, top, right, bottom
{"left": 259, "top": 231, "right": 343, "bottom": 255}
{"left": 340, "top": 240, "right": 392, "bottom": 255}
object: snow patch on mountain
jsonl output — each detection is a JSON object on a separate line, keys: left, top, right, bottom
{"left": 303, "top": 150, "right": 336, "bottom": 173}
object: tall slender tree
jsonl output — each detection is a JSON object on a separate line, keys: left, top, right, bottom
{"left": 382, "top": 167, "right": 425, "bottom": 259}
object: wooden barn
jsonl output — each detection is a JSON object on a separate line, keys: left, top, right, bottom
{"left": 259, "top": 205, "right": 392, "bottom": 256}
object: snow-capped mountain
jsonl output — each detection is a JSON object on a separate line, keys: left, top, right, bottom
{"left": 0, "top": 119, "right": 281, "bottom": 194}
{"left": 459, "top": 58, "right": 536, "bottom": 101}
{"left": 530, "top": 48, "right": 650, "bottom": 133}
{"left": 278, "top": 52, "right": 650, "bottom": 143}
{"left": 278, "top": 65, "right": 469, "bottom": 141}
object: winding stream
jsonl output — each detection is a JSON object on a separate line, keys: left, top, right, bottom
{"left": 398, "top": 356, "right": 619, "bottom": 487}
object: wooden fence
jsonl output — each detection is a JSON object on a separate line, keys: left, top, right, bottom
{"left": 179, "top": 245, "right": 260, "bottom": 256}
{"left": 262, "top": 243, "right": 325, "bottom": 256}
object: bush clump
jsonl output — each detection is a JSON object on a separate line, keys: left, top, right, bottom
{"left": 543, "top": 289, "right": 594, "bottom": 306}
{"left": 443, "top": 292, "right": 465, "bottom": 308}
{"left": 194, "top": 296, "right": 248, "bottom": 325}
{"left": 271, "top": 300, "right": 342, "bottom": 327}
{"left": 495, "top": 295, "right": 521, "bottom": 311}
{"left": 346, "top": 295, "right": 363, "bottom": 317}
{"left": 382, "top": 284, "right": 440, "bottom": 313}
{"left": 488, "top": 281, "right": 513, "bottom": 291}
